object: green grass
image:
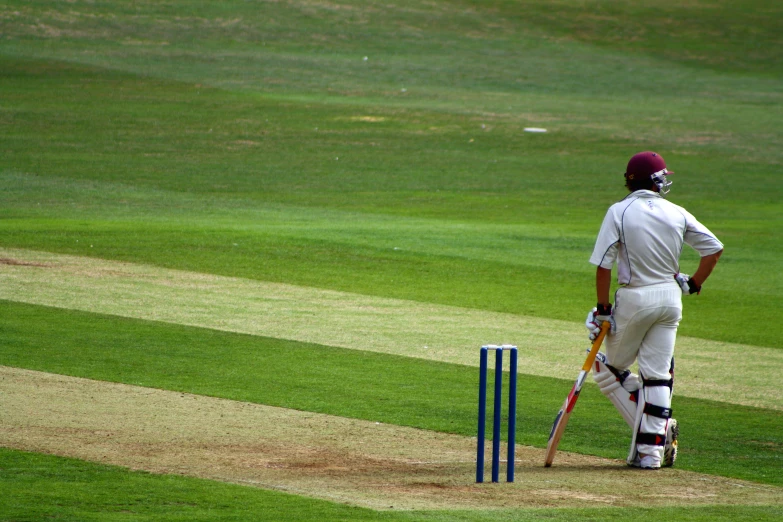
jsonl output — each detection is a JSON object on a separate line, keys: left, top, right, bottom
{"left": 504, "top": 0, "right": 783, "bottom": 75}
{"left": 1, "top": 52, "right": 781, "bottom": 347}
{"left": 2, "top": 301, "right": 781, "bottom": 486}
{"left": 0, "top": 448, "right": 389, "bottom": 522}
{"left": 3, "top": 0, "right": 782, "bottom": 100}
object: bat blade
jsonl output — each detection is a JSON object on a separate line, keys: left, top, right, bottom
{"left": 544, "top": 371, "right": 585, "bottom": 467}
{"left": 544, "top": 321, "right": 611, "bottom": 467}
{"left": 544, "top": 400, "right": 570, "bottom": 467}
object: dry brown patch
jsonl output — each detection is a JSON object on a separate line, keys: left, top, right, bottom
{"left": 347, "top": 116, "right": 387, "bottom": 122}
{"left": 1, "top": 366, "right": 780, "bottom": 511}
{"left": 0, "top": 257, "right": 49, "bottom": 267}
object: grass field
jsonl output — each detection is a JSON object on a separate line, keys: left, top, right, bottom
{"left": 1, "top": 0, "right": 782, "bottom": 520}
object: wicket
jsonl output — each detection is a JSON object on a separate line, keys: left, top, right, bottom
{"left": 476, "top": 344, "right": 518, "bottom": 483}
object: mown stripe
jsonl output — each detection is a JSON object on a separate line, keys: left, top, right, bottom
{"left": 0, "top": 247, "right": 780, "bottom": 410}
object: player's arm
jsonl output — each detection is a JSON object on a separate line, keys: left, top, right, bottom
{"left": 678, "top": 207, "right": 724, "bottom": 295}
{"left": 586, "top": 266, "right": 615, "bottom": 340}
{"left": 590, "top": 206, "right": 620, "bottom": 308}
{"left": 690, "top": 249, "right": 723, "bottom": 288}
{"left": 596, "top": 266, "right": 612, "bottom": 307}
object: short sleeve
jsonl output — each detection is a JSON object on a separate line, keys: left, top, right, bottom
{"left": 681, "top": 208, "right": 723, "bottom": 256}
{"left": 589, "top": 208, "right": 620, "bottom": 268}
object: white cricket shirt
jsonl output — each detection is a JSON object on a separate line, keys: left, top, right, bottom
{"left": 589, "top": 190, "right": 723, "bottom": 287}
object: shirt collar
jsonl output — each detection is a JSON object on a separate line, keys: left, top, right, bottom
{"left": 631, "top": 189, "right": 660, "bottom": 198}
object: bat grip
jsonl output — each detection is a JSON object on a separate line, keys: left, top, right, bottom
{"left": 582, "top": 321, "right": 611, "bottom": 371}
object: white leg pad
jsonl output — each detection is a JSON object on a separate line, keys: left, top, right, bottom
{"left": 628, "top": 380, "right": 672, "bottom": 465}
{"left": 627, "top": 396, "right": 645, "bottom": 466}
{"left": 593, "top": 357, "right": 638, "bottom": 427}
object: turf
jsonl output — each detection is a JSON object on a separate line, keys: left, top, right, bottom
{"left": 1, "top": 0, "right": 781, "bottom": 518}
{"left": 0, "top": 54, "right": 781, "bottom": 346}
{"left": 2, "top": 300, "right": 780, "bottom": 486}
{"left": 0, "top": 447, "right": 388, "bottom": 522}
{"left": 504, "top": 0, "right": 783, "bottom": 75}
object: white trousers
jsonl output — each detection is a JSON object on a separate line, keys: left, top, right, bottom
{"left": 605, "top": 283, "right": 682, "bottom": 379}
{"left": 605, "top": 282, "right": 682, "bottom": 459}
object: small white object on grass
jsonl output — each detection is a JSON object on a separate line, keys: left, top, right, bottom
{"left": 524, "top": 127, "right": 547, "bottom": 133}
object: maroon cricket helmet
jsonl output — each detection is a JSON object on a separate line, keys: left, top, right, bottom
{"left": 625, "top": 151, "right": 673, "bottom": 180}
{"left": 625, "top": 151, "right": 674, "bottom": 194}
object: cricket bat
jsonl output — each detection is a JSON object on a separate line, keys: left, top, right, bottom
{"left": 544, "top": 321, "right": 611, "bottom": 467}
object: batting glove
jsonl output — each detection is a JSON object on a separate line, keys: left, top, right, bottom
{"left": 675, "top": 273, "right": 700, "bottom": 295}
{"left": 585, "top": 303, "right": 615, "bottom": 342}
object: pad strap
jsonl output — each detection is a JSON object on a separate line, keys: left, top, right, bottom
{"left": 606, "top": 363, "right": 631, "bottom": 384}
{"left": 636, "top": 432, "right": 666, "bottom": 446}
{"left": 643, "top": 403, "right": 672, "bottom": 419}
{"left": 643, "top": 378, "right": 673, "bottom": 388}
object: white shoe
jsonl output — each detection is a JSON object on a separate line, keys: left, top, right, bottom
{"left": 663, "top": 419, "right": 679, "bottom": 468}
{"left": 629, "top": 453, "right": 661, "bottom": 469}
{"left": 640, "top": 454, "right": 661, "bottom": 470}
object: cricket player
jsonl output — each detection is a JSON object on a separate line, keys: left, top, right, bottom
{"left": 585, "top": 151, "right": 724, "bottom": 469}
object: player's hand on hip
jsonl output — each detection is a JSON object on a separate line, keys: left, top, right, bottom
{"left": 585, "top": 304, "right": 615, "bottom": 341}
{"left": 675, "top": 273, "right": 700, "bottom": 295}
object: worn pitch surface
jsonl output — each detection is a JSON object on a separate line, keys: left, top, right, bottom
{"left": 2, "top": 366, "right": 781, "bottom": 511}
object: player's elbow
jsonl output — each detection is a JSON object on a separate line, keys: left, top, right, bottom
{"left": 704, "top": 249, "right": 723, "bottom": 261}
{"left": 702, "top": 249, "right": 723, "bottom": 270}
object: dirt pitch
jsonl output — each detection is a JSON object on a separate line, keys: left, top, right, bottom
{"left": 2, "top": 366, "right": 780, "bottom": 511}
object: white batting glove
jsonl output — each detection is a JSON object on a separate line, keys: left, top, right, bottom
{"left": 675, "top": 273, "right": 700, "bottom": 295}
{"left": 585, "top": 304, "right": 615, "bottom": 342}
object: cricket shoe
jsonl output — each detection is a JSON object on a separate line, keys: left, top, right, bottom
{"left": 627, "top": 420, "right": 677, "bottom": 470}
{"left": 663, "top": 418, "right": 679, "bottom": 468}
{"left": 640, "top": 454, "right": 661, "bottom": 469}
{"left": 628, "top": 453, "right": 661, "bottom": 470}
